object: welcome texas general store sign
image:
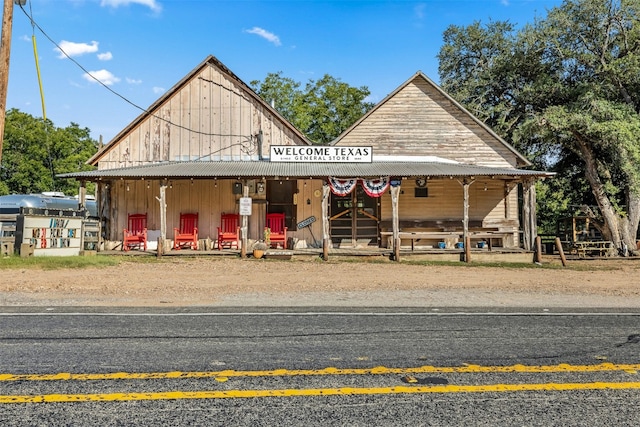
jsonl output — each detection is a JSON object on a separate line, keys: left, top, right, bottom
{"left": 270, "top": 145, "right": 372, "bottom": 163}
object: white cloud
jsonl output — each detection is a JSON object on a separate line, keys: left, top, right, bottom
{"left": 152, "top": 86, "right": 165, "bottom": 94}
{"left": 97, "top": 51, "right": 113, "bottom": 61}
{"left": 414, "top": 3, "right": 426, "bottom": 20}
{"left": 100, "top": 0, "right": 162, "bottom": 13}
{"left": 126, "top": 77, "right": 142, "bottom": 84}
{"left": 56, "top": 40, "right": 99, "bottom": 58}
{"left": 83, "top": 69, "right": 120, "bottom": 85}
{"left": 245, "top": 27, "right": 281, "bottom": 46}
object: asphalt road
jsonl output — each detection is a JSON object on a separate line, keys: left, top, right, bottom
{"left": 1, "top": 307, "right": 639, "bottom": 426}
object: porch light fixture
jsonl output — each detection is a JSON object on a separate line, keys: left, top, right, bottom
{"left": 126, "top": 184, "right": 130, "bottom": 191}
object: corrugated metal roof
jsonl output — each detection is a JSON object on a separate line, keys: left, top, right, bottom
{"left": 58, "top": 161, "right": 553, "bottom": 180}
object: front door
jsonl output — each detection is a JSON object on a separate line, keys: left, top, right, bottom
{"left": 330, "top": 186, "right": 380, "bottom": 247}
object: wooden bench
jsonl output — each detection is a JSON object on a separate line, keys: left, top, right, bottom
{"left": 381, "top": 230, "right": 513, "bottom": 250}
{"left": 379, "top": 220, "right": 483, "bottom": 232}
{"left": 573, "top": 240, "right": 614, "bottom": 257}
{"left": 381, "top": 231, "right": 460, "bottom": 250}
{"left": 469, "top": 231, "right": 512, "bottom": 250}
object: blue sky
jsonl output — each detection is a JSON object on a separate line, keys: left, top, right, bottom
{"left": 7, "top": 0, "right": 562, "bottom": 143}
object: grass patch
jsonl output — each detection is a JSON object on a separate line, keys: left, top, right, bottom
{"left": 317, "top": 256, "right": 622, "bottom": 271}
{"left": 0, "top": 253, "right": 625, "bottom": 272}
{"left": 400, "top": 259, "right": 622, "bottom": 271}
{"left": 0, "top": 255, "right": 151, "bottom": 270}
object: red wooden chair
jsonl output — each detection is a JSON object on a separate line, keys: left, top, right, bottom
{"left": 265, "top": 212, "right": 287, "bottom": 249}
{"left": 123, "top": 213, "right": 148, "bottom": 251}
{"left": 217, "top": 213, "right": 240, "bottom": 250}
{"left": 174, "top": 213, "right": 199, "bottom": 250}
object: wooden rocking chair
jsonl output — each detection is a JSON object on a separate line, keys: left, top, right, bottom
{"left": 174, "top": 213, "right": 199, "bottom": 250}
{"left": 123, "top": 213, "right": 147, "bottom": 251}
{"left": 217, "top": 213, "right": 240, "bottom": 250}
{"left": 265, "top": 212, "right": 287, "bottom": 249}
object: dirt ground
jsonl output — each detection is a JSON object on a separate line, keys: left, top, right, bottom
{"left": 2, "top": 255, "right": 640, "bottom": 308}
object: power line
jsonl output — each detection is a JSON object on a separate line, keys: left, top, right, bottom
{"left": 16, "top": 3, "right": 254, "bottom": 142}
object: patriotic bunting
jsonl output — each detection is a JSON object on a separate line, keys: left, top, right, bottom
{"left": 362, "top": 177, "right": 390, "bottom": 197}
{"left": 329, "top": 177, "right": 358, "bottom": 196}
{"left": 329, "top": 177, "right": 391, "bottom": 197}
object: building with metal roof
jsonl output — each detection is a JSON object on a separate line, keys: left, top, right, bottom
{"left": 59, "top": 55, "right": 552, "bottom": 259}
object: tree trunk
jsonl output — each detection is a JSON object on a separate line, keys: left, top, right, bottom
{"left": 576, "top": 136, "right": 639, "bottom": 256}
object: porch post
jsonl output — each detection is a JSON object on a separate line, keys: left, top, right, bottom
{"left": 241, "top": 183, "right": 249, "bottom": 258}
{"left": 156, "top": 182, "right": 167, "bottom": 253}
{"left": 390, "top": 184, "right": 400, "bottom": 262}
{"left": 522, "top": 178, "right": 537, "bottom": 251}
{"left": 99, "top": 181, "right": 111, "bottom": 245}
{"left": 322, "top": 183, "right": 330, "bottom": 261}
{"left": 459, "top": 178, "right": 473, "bottom": 262}
{"left": 463, "top": 179, "right": 469, "bottom": 262}
{"left": 78, "top": 181, "right": 86, "bottom": 210}
{"left": 95, "top": 181, "right": 105, "bottom": 251}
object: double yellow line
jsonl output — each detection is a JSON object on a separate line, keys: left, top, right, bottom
{"left": 1, "top": 363, "right": 639, "bottom": 404}
{"left": 2, "top": 362, "right": 638, "bottom": 382}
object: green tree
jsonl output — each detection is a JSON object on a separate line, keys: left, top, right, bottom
{"left": 0, "top": 109, "right": 99, "bottom": 196}
{"left": 251, "top": 73, "right": 374, "bottom": 144}
{"left": 438, "top": 0, "right": 640, "bottom": 255}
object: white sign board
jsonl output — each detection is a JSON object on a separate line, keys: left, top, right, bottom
{"left": 270, "top": 146, "right": 372, "bottom": 163}
{"left": 20, "top": 216, "right": 83, "bottom": 256}
{"left": 239, "top": 197, "right": 252, "bottom": 216}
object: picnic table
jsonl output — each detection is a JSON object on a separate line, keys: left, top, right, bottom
{"left": 573, "top": 240, "right": 614, "bottom": 257}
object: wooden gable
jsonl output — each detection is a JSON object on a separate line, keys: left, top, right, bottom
{"left": 90, "top": 55, "right": 310, "bottom": 170}
{"left": 334, "top": 72, "right": 529, "bottom": 168}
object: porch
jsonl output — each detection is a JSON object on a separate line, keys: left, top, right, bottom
{"left": 100, "top": 244, "right": 534, "bottom": 263}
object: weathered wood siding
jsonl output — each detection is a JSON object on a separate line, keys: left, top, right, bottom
{"left": 379, "top": 179, "right": 519, "bottom": 245}
{"left": 98, "top": 63, "right": 305, "bottom": 170}
{"left": 336, "top": 77, "right": 518, "bottom": 167}
{"left": 109, "top": 178, "right": 326, "bottom": 247}
{"left": 380, "top": 180, "right": 515, "bottom": 223}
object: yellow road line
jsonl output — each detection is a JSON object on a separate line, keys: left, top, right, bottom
{"left": 0, "top": 363, "right": 638, "bottom": 382}
{"left": 2, "top": 382, "right": 640, "bottom": 404}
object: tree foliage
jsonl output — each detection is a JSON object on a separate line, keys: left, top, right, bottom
{"left": 0, "top": 109, "right": 99, "bottom": 196}
{"left": 438, "top": 0, "right": 640, "bottom": 254}
{"left": 251, "top": 73, "right": 375, "bottom": 144}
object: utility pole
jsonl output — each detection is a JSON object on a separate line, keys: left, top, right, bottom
{"left": 0, "top": 0, "right": 14, "bottom": 166}
{"left": 0, "top": 0, "right": 22, "bottom": 166}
